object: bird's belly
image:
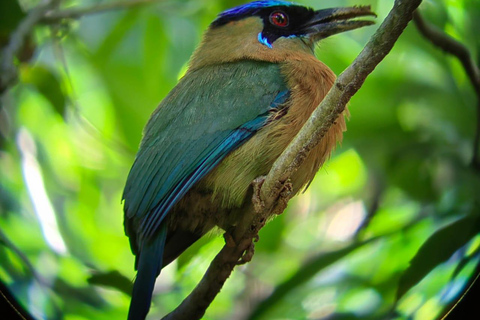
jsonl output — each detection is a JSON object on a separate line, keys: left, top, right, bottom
{"left": 167, "top": 186, "right": 252, "bottom": 235}
{"left": 198, "top": 114, "right": 347, "bottom": 224}
{"left": 199, "top": 55, "right": 347, "bottom": 215}
{"left": 169, "top": 57, "right": 347, "bottom": 234}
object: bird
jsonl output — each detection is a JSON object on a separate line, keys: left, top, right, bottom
{"left": 122, "top": 1, "right": 374, "bottom": 319}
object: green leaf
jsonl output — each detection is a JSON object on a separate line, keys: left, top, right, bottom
{"left": 451, "top": 254, "right": 477, "bottom": 281}
{"left": 0, "top": 183, "right": 20, "bottom": 215}
{"left": 0, "top": 1, "right": 35, "bottom": 63}
{"left": 256, "top": 213, "right": 285, "bottom": 253}
{"left": 87, "top": 270, "right": 133, "bottom": 296}
{"left": 0, "top": 0, "right": 25, "bottom": 41}
{"left": 388, "top": 146, "right": 437, "bottom": 202}
{"left": 249, "top": 238, "right": 376, "bottom": 320}
{"left": 397, "top": 214, "right": 480, "bottom": 300}
{"left": 20, "top": 65, "right": 67, "bottom": 117}
{"left": 54, "top": 278, "right": 105, "bottom": 308}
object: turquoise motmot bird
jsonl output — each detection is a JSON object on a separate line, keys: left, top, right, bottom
{"left": 123, "top": 1, "right": 374, "bottom": 319}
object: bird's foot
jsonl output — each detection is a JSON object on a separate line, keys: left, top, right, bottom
{"left": 252, "top": 176, "right": 266, "bottom": 213}
{"left": 272, "top": 179, "right": 293, "bottom": 215}
{"left": 224, "top": 230, "right": 236, "bottom": 247}
{"left": 252, "top": 176, "right": 293, "bottom": 215}
{"left": 224, "top": 229, "right": 258, "bottom": 265}
{"left": 237, "top": 235, "right": 258, "bottom": 265}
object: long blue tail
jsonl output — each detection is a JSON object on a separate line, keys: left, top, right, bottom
{"left": 128, "top": 224, "right": 167, "bottom": 320}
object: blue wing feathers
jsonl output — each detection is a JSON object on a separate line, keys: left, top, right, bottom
{"left": 127, "top": 223, "right": 167, "bottom": 320}
{"left": 124, "top": 61, "right": 290, "bottom": 319}
{"left": 124, "top": 61, "right": 289, "bottom": 246}
{"left": 140, "top": 113, "right": 272, "bottom": 239}
{"left": 272, "top": 90, "right": 290, "bottom": 108}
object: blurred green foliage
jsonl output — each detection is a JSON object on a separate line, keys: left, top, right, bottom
{"left": 1, "top": 0, "right": 479, "bottom": 319}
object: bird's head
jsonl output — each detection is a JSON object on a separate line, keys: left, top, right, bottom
{"left": 189, "top": 1, "right": 375, "bottom": 70}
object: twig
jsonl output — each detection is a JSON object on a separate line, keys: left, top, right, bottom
{"left": 161, "top": 0, "right": 422, "bottom": 319}
{"left": 413, "top": 12, "right": 480, "bottom": 93}
{"left": 42, "top": 0, "right": 160, "bottom": 22}
{"left": 0, "top": 0, "right": 60, "bottom": 95}
{"left": 413, "top": 11, "right": 480, "bottom": 169}
{"left": 161, "top": 234, "right": 257, "bottom": 320}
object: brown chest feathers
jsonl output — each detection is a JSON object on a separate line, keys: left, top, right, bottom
{"left": 169, "top": 55, "right": 346, "bottom": 237}
{"left": 204, "top": 55, "right": 346, "bottom": 209}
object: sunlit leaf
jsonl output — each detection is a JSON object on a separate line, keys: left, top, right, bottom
{"left": 19, "top": 65, "right": 66, "bottom": 117}
{"left": 249, "top": 238, "right": 376, "bottom": 320}
{"left": 397, "top": 213, "right": 480, "bottom": 300}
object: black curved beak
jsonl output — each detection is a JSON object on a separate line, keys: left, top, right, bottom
{"left": 302, "top": 6, "right": 376, "bottom": 41}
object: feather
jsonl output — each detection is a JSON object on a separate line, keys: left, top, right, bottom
{"left": 127, "top": 223, "right": 167, "bottom": 320}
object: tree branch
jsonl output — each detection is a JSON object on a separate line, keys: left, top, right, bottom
{"left": 412, "top": 12, "right": 480, "bottom": 170}
{"left": 413, "top": 12, "right": 480, "bottom": 94}
{"left": 161, "top": 0, "right": 422, "bottom": 319}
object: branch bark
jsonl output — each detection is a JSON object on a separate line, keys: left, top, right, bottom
{"left": 412, "top": 12, "right": 480, "bottom": 169}
{"left": 161, "top": 0, "right": 422, "bottom": 319}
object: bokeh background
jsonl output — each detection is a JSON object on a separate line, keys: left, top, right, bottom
{"left": 1, "top": 0, "right": 479, "bottom": 319}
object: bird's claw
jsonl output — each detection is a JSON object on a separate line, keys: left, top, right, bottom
{"left": 237, "top": 240, "right": 256, "bottom": 265}
{"left": 252, "top": 176, "right": 266, "bottom": 213}
{"left": 224, "top": 231, "right": 236, "bottom": 247}
{"left": 252, "top": 176, "right": 293, "bottom": 215}
{"left": 272, "top": 179, "right": 293, "bottom": 215}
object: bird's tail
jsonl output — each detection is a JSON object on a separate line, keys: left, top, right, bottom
{"left": 127, "top": 224, "right": 167, "bottom": 320}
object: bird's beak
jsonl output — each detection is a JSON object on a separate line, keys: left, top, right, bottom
{"left": 302, "top": 6, "right": 376, "bottom": 41}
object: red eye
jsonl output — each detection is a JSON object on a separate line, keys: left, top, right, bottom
{"left": 269, "top": 11, "right": 289, "bottom": 27}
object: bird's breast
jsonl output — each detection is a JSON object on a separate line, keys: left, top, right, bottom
{"left": 198, "top": 55, "right": 347, "bottom": 224}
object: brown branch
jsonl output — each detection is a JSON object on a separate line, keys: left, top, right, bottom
{"left": 412, "top": 11, "right": 480, "bottom": 170}
{"left": 161, "top": 0, "right": 422, "bottom": 319}
{"left": 413, "top": 12, "right": 480, "bottom": 93}
{"left": 161, "top": 235, "right": 257, "bottom": 320}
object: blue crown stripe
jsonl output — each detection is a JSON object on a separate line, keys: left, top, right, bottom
{"left": 219, "top": 1, "right": 294, "bottom": 17}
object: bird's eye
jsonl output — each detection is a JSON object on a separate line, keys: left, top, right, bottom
{"left": 269, "top": 11, "right": 289, "bottom": 27}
